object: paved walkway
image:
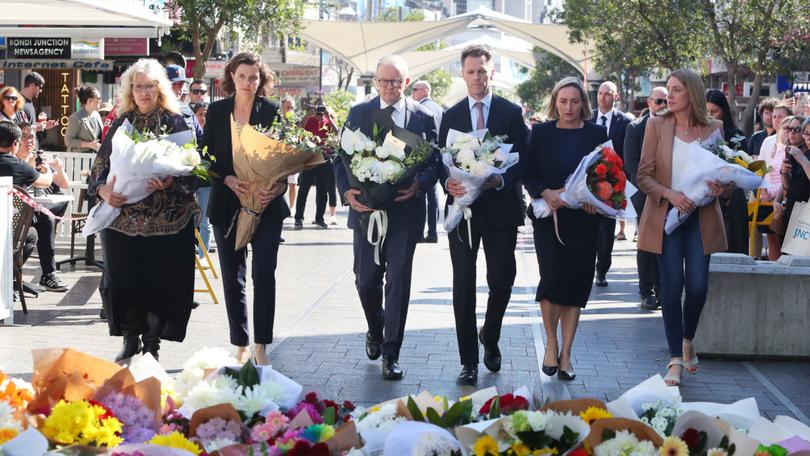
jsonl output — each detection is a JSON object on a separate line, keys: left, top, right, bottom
{"left": 2, "top": 193, "right": 808, "bottom": 423}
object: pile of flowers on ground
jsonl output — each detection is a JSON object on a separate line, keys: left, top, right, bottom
{"left": 1, "top": 349, "right": 807, "bottom": 456}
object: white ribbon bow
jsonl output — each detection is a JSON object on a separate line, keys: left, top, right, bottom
{"left": 367, "top": 209, "right": 388, "bottom": 265}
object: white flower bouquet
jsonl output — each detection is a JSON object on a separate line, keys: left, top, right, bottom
{"left": 339, "top": 122, "right": 434, "bottom": 264}
{"left": 664, "top": 129, "right": 766, "bottom": 234}
{"left": 352, "top": 402, "right": 408, "bottom": 455}
{"left": 441, "top": 128, "right": 517, "bottom": 232}
{"left": 383, "top": 421, "right": 461, "bottom": 456}
{"left": 594, "top": 429, "right": 658, "bottom": 456}
{"left": 83, "top": 119, "right": 207, "bottom": 236}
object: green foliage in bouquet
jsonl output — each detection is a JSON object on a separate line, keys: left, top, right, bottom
{"left": 406, "top": 396, "right": 474, "bottom": 429}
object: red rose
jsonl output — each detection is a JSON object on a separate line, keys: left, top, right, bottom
{"left": 478, "top": 394, "right": 530, "bottom": 416}
{"left": 595, "top": 163, "right": 608, "bottom": 177}
{"left": 595, "top": 181, "right": 613, "bottom": 201}
{"left": 569, "top": 449, "right": 589, "bottom": 456}
{"left": 682, "top": 428, "right": 701, "bottom": 450}
{"left": 613, "top": 179, "right": 626, "bottom": 193}
{"left": 305, "top": 392, "right": 319, "bottom": 404}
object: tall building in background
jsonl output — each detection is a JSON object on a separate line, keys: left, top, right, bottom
{"left": 533, "top": 0, "right": 563, "bottom": 23}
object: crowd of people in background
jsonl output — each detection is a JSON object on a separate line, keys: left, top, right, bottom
{"left": 3, "top": 51, "right": 810, "bottom": 386}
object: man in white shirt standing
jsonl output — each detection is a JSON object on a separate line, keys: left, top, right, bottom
{"left": 411, "top": 80, "right": 444, "bottom": 243}
{"left": 591, "top": 81, "right": 632, "bottom": 287}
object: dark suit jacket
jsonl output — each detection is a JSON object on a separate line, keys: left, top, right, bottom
{"left": 203, "top": 96, "right": 290, "bottom": 228}
{"left": 334, "top": 96, "right": 439, "bottom": 231}
{"left": 438, "top": 94, "right": 529, "bottom": 229}
{"left": 522, "top": 120, "right": 608, "bottom": 205}
{"left": 592, "top": 109, "right": 632, "bottom": 160}
{"left": 623, "top": 114, "right": 649, "bottom": 214}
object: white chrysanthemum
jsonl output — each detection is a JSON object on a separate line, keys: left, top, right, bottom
{"left": 526, "top": 411, "right": 551, "bottom": 432}
{"left": 183, "top": 348, "right": 238, "bottom": 371}
{"left": 173, "top": 368, "right": 205, "bottom": 402}
{"left": 595, "top": 430, "right": 656, "bottom": 456}
{"left": 356, "top": 403, "right": 404, "bottom": 433}
{"left": 650, "top": 416, "right": 668, "bottom": 435}
{"left": 452, "top": 134, "right": 478, "bottom": 150}
{"left": 0, "top": 402, "right": 21, "bottom": 431}
{"left": 706, "top": 448, "right": 729, "bottom": 456}
{"left": 413, "top": 432, "right": 460, "bottom": 456}
{"left": 183, "top": 376, "right": 241, "bottom": 412}
{"left": 237, "top": 381, "right": 284, "bottom": 418}
{"left": 203, "top": 437, "right": 238, "bottom": 452}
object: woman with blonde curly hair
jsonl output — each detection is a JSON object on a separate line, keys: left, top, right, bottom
{"left": 88, "top": 58, "right": 200, "bottom": 364}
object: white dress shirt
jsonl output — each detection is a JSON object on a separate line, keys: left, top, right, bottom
{"left": 468, "top": 92, "right": 492, "bottom": 130}
{"left": 380, "top": 97, "right": 407, "bottom": 128}
{"left": 597, "top": 108, "right": 616, "bottom": 134}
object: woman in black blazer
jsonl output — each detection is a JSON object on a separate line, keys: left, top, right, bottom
{"left": 522, "top": 77, "right": 608, "bottom": 382}
{"left": 203, "top": 52, "right": 289, "bottom": 365}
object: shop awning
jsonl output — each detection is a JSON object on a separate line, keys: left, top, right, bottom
{"left": 0, "top": 0, "right": 172, "bottom": 38}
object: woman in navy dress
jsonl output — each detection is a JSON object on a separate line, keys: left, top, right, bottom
{"left": 522, "top": 77, "right": 608, "bottom": 381}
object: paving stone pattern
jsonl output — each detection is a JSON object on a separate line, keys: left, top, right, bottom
{"left": 2, "top": 192, "right": 808, "bottom": 423}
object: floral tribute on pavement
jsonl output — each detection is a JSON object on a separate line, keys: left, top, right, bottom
{"left": 0, "top": 349, "right": 808, "bottom": 456}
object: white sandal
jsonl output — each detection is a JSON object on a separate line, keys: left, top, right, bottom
{"left": 683, "top": 341, "right": 700, "bottom": 374}
{"left": 664, "top": 359, "right": 684, "bottom": 386}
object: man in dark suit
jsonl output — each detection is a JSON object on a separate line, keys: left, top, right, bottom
{"left": 335, "top": 55, "right": 439, "bottom": 380}
{"left": 592, "top": 81, "right": 633, "bottom": 287}
{"left": 441, "top": 45, "right": 529, "bottom": 385}
{"left": 623, "top": 87, "right": 668, "bottom": 310}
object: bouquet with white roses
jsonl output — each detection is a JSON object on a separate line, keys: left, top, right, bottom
{"left": 339, "top": 122, "right": 434, "bottom": 264}
{"left": 441, "top": 128, "right": 517, "bottom": 235}
{"left": 83, "top": 119, "right": 210, "bottom": 236}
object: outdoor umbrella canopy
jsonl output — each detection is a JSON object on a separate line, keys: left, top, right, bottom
{"left": 229, "top": 117, "right": 324, "bottom": 250}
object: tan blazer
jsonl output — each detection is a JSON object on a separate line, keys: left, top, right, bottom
{"left": 636, "top": 115, "right": 728, "bottom": 255}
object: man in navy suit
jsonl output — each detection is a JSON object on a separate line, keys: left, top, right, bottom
{"left": 591, "top": 81, "right": 632, "bottom": 287}
{"left": 441, "top": 45, "right": 529, "bottom": 385}
{"left": 335, "top": 55, "right": 439, "bottom": 380}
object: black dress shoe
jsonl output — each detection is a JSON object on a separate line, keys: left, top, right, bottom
{"left": 542, "top": 364, "right": 559, "bottom": 376}
{"left": 558, "top": 367, "right": 576, "bottom": 381}
{"left": 365, "top": 331, "right": 382, "bottom": 360}
{"left": 316, "top": 221, "right": 328, "bottom": 229}
{"left": 595, "top": 275, "right": 608, "bottom": 287}
{"left": 423, "top": 234, "right": 438, "bottom": 243}
{"left": 640, "top": 295, "right": 660, "bottom": 310}
{"left": 478, "top": 329, "right": 501, "bottom": 372}
{"left": 382, "top": 356, "right": 403, "bottom": 380}
{"left": 456, "top": 364, "right": 478, "bottom": 385}
{"left": 115, "top": 335, "right": 142, "bottom": 363}
{"left": 142, "top": 340, "right": 160, "bottom": 361}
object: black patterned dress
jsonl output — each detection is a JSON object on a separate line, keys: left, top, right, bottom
{"left": 88, "top": 108, "right": 200, "bottom": 342}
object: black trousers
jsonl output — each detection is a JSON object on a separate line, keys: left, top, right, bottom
{"left": 449, "top": 221, "right": 517, "bottom": 365}
{"left": 596, "top": 217, "right": 616, "bottom": 278}
{"left": 295, "top": 161, "right": 334, "bottom": 223}
{"left": 353, "top": 225, "right": 419, "bottom": 359}
{"left": 31, "top": 202, "right": 67, "bottom": 276}
{"left": 423, "top": 184, "right": 438, "bottom": 236}
{"left": 214, "top": 213, "right": 283, "bottom": 346}
{"left": 638, "top": 249, "right": 661, "bottom": 298}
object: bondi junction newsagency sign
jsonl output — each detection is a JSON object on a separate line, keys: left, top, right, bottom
{"left": 1, "top": 37, "right": 111, "bottom": 70}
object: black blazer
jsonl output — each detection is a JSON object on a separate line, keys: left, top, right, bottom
{"left": 203, "top": 96, "right": 290, "bottom": 227}
{"left": 522, "top": 120, "right": 608, "bottom": 203}
{"left": 623, "top": 114, "right": 649, "bottom": 214}
{"left": 438, "top": 94, "right": 529, "bottom": 229}
{"left": 591, "top": 109, "right": 632, "bottom": 159}
{"left": 334, "top": 96, "right": 439, "bottom": 231}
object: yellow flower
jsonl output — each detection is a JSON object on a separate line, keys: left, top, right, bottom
{"left": 510, "top": 443, "right": 530, "bottom": 456}
{"left": 474, "top": 435, "right": 500, "bottom": 456}
{"left": 580, "top": 406, "right": 612, "bottom": 425}
{"left": 0, "top": 427, "right": 19, "bottom": 444}
{"left": 370, "top": 406, "right": 381, "bottom": 413}
{"left": 533, "top": 449, "right": 559, "bottom": 455}
{"left": 40, "top": 400, "right": 123, "bottom": 447}
{"left": 148, "top": 431, "right": 203, "bottom": 455}
{"left": 660, "top": 436, "right": 689, "bottom": 456}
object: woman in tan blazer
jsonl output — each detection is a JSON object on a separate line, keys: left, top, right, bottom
{"left": 637, "top": 69, "right": 732, "bottom": 386}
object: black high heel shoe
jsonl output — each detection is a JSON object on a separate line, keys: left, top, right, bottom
{"left": 558, "top": 357, "right": 575, "bottom": 381}
{"left": 542, "top": 350, "right": 559, "bottom": 376}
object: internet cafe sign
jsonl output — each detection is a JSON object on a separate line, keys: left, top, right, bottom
{"left": 7, "top": 37, "right": 104, "bottom": 60}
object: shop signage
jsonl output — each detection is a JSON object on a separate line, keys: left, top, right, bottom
{"left": 105, "top": 38, "right": 148, "bottom": 56}
{"left": 71, "top": 39, "right": 104, "bottom": 60}
{"left": 204, "top": 59, "right": 227, "bottom": 79}
{"left": 0, "top": 60, "right": 114, "bottom": 71}
{"left": 7, "top": 37, "right": 71, "bottom": 58}
{"left": 278, "top": 67, "right": 320, "bottom": 86}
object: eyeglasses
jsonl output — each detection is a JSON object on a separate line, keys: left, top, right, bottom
{"left": 802, "top": 131, "right": 810, "bottom": 137}
{"left": 784, "top": 126, "right": 802, "bottom": 133}
{"left": 132, "top": 84, "right": 157, "bottom": 93}
{"left": 376, "top": 78, "right": 404, "bottom": 88}
{"left": 190, "top": 89, "right": 208, "bottom": 95}
{"left": 3, "top": 96, "right": 17, "bottom": 101}
{"left": 652, "top": 98, "right": 667, "bottom": 106}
